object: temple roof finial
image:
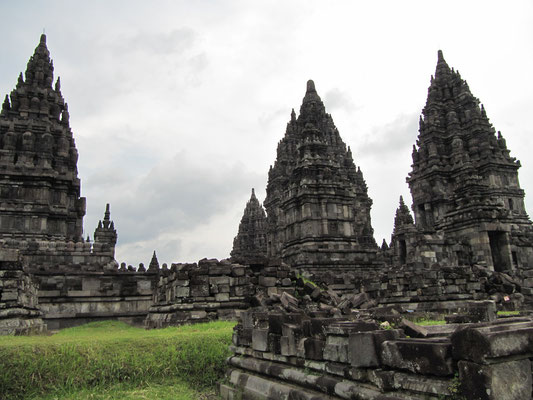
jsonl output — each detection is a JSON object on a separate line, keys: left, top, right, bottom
{"left": 148, "top": 251, "right": 160, "bottom": 271}
{"left": 40, "top": 33, "right": 46, "bottom": 44}
{"left": 306, "top": 80, "right": 316, "bottom": 94}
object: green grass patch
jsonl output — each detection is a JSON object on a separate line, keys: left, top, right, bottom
{"left": 415, "top": 318, "right": 446, "bottom": 326}
{"left": 497, "top": 310, "right": 520, "bottom": 316}
{"left": 28, "top": 379, "right": 217, "bottom": 400}
{"left": 0, "top": 320, "right": 235, "bottom": 400}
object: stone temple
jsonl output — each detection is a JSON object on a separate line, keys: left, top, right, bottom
{"left": 0, "top": 34, "right": 85, "bottom": 243}
{"left": 231, "top": 52, "right": 533, "bottom": 297}
{"left": 404, "top": 51, "right": 533, "bottom": 273}
{"left": 263, "top": 80, "right": 377, "bottom": 272}
{"left": 0, "top": 35, "right": 156, "bottom": 332}
{"left": 3, "top": 33, "right": 533, "bottom": 400}
{"left": 1, "top": 35, "right": 532, "bottom": 330}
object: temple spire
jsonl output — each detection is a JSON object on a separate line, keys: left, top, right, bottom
{"left": 24, "top": 33, "right": 54, "bottom": 88}
{"left": 306, "top": 79, "right": 316, "bottom": 93}
{"left": 148, "top": 251, "right": 160, "bottom": 271}
{"left": 94, "top": 203, "right": 117, "bottom": 252}
{"left": 103, "top": 203, "right": 111, "bottom": 228}
{"left": 393, "top": 195, "right": 414, "bottom": 234}
{"left": 230, "top": 188, "right": 267, "bottom": 265}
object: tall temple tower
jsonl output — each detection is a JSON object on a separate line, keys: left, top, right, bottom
{"left": 230, "top": 188, "right": 267, "bottom": 266}
{"left": 407, "top": 51, "right": 533, "bottom": 272}
{"left": 264, "top": 80, "right": 377, "bottom": 271}
{"left": 0, "top": 34, "right": 85, "bottom": 242}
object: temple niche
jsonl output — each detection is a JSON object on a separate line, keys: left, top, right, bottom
{"left": 263, "top": 80, "right": 378, "bottom": 273}
{"left": 397, "top": 51, "right": 533, "bottom": 293}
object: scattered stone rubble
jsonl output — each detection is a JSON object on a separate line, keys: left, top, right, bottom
{"left": 222, "top": 295, "right": 533, "bottom": 400}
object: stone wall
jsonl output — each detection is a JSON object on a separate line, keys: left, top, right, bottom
{"left": 145, "top": 259, "right": 254, "bottom": 328}
{"left": 0, "top": 238, "right": 153, "bottom": 330}
{"left": 222, "top": 310, "right": 533, "bottom": 399}
{"left": 0, "top": 249, "right": 45, "bottom": 334}
{"left": 33, "top": 268, "right": 156, "bottom": 330}
{"left": 359, "top": 263, "right": 523, "bottom": 310}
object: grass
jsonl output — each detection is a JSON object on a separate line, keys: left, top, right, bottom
{"left": 416, "top": 319, "right": 446, "bottom": 326}
{"left": 497, "top": 310, "right": 520, "bottom": 316}
{"left": 0, "top": 320, "right": 236, "bottom": 400}
{"left": 28, "top": 380, "right": 218, "bottom": 400}
{"left": 28, "top": 380, "right": 217, "bottom": 400}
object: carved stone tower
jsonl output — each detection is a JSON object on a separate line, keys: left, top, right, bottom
{"left": 389, "top": 196, "right": 416, "bottom": 265}
{"left": 231, "top": 188, "right": 267, "bottom": 265}
{"left": 264, "top": 80, "right": 377, "bottom": 270}
{"left": 93, "top": 203, "right": 117, "bottom": 257}
{"left": 0, "top": 34, "right": 85, "bottom": 242}
{"left": 407, "top": 51, "right": 533, "bottom": 273}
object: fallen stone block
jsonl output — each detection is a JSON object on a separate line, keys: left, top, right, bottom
{"left": 451, "top": 320, "right": 533, "bottom": 362}
{"left": 399, "top": 318, "right": 428, "bottom": 338}
{"left": 458, "top": 359, "right": 532, "bottom": 400}
{"left": 348, "top": 329, "right": 402, "bottom": 368}
{"left": 380, "top": 338, "right": 454, "bottom": 376}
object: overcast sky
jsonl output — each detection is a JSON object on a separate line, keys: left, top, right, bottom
{"left": 1, "top": 1, "right": 532, "bottom": 267}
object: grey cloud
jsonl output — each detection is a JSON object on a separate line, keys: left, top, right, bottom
{"left": 258, "top": 107, "right": 289, "bottom": 128}
{"left": 114, "top": 28, "right": 197, "bottom": 56}
{"left": 324, "top": 88, "right": 359, "bottom": 113}
{"left": 357, "top": 113, "right": 419, "bottom": 158}
{"left": 93, "top": 151, "right": 263, "bottom": 245}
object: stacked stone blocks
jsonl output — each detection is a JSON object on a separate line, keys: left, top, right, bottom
{"left": 223, "top": 311, "right": 533, "bottom": 399}
{"left": 145, "top": 258, "right": 254, "bottom": 328}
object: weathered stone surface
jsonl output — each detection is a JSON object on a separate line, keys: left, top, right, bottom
{"left": 348, "top": 329, "right": 402, "bottom": 368}
{"left": 252, "top": 328, "right": 269, "bottom": 352}
{"left": 458, "top": 359, "right": 532, "bottom": 400}
{"left": 380, "top": 339, "right": 454, "bottom": 376}
{"left": 451, "top": 320, "right": 533, "bottom": 362}
{"left": 399, "top": 318, "right": 428, "bottom": 338}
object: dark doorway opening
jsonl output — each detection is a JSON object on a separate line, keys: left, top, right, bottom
{"left": 488, "top": 231, "right": 511, "bottom": 272}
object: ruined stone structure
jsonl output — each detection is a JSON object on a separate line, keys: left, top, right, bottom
{"left": 264, "top": 81, "right": 378, "bottom": 272}
{"left": 0, "top": 249, "right": 45, "bottom": 335}
{"left": 146, "top": 258, "right": 254, "bottom": 328}
{"left": 230, "top": 188, "right": 267, "bottom": 266}
{"left": 223, "top": 307, "right": 533, "bottom": 400}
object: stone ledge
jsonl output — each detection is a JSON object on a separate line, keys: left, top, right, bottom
{"left": 451, "top": 320, "right": 533, "bottom": 363}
